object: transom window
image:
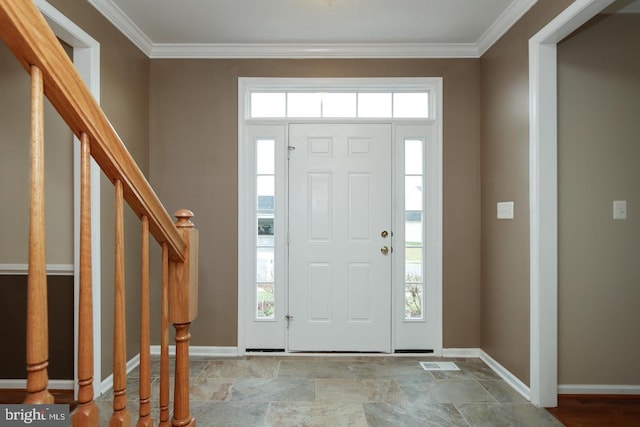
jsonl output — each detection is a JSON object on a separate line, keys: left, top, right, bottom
{"left": 250, "top": 91, "right": 430, "bottom": 119}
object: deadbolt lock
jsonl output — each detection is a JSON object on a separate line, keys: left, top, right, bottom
{"left": 381, "top": 230, "right": 389, "bottom": 238}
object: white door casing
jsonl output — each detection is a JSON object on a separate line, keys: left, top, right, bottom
{"left": 528, "top": 0, "right": 616, "bottom": 407}
{"left": 288, "top": 123, "right": 392, "bottom": 352}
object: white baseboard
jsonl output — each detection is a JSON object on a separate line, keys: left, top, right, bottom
{"left": 559, "top": 384, "right": 640, "bottom": 395}
{"left": 99, "top": 353, "right": 140, "bottom": 396}
{"left": 149, "top": 345, "right": 239, "bottom": 358}
{"left": 0, "top": 379, "right": 74, "bottom": 390}
{"left": 442, "top": 347, "right": 531, "bottom": 402}
{"left": 480, "top": 350, "right": 531, "bottom": 401}
{"left": 442, "top": 348, "right": 482, "bottom": 358}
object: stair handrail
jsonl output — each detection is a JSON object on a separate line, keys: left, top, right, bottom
{"left": 0, "top": 1, "right": 197, "bottom": 425}
{"left": 0, "top": 0, "right": 186, "bottom": 262}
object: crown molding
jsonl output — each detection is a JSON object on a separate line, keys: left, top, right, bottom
{"left": 149, "top": 42, "right": 479, "bottom": 59}
{"left": 88, "top": 0, "right": 536, "bottom": 59}
{"left": 476, "top": 0, "right": 538, "bottom": 56}
{"left": 87, "top": 0, "right": 153, "bottom": 56}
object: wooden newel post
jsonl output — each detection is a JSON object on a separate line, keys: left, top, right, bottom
{"left": 169, "top": 209, "right": 198, "bottom": 427}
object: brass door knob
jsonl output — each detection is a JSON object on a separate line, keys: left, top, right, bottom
{"left": 380, "top": 246, "right": 389, "bottom": 255}
{"left": 381, "top": 230, "right": 389, "bottom": 238}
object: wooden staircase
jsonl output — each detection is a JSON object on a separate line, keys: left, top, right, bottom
{"left": 0, "top": 1, "right": 198, "bottom": 425}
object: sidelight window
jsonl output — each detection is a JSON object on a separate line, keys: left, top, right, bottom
{"left": 256, "top": 138, "right": 276, "bottom": 320}
{"left": 404, "top": 138, "right": 424, "bottom": 320}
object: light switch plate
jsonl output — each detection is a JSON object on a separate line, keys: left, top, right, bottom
{"left": 497, "top": 201, "right": 514, "bottom": 219}
{"left": 613, "top": 200, "right": 627, "bottom": 220}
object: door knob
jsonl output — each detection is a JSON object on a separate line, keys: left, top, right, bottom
{"left": 380, "top": 246, "right": 389, "bottom": 255}
{"left": 381, "top": 230, "right": 389, "bottom": 238}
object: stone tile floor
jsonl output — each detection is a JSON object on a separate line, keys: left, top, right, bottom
{"left": 95, "top": 356, "right": 563, "bottom": 426}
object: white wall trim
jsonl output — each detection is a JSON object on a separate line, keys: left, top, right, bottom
{"left": 35, "top": 0, "right": 102, "bottom": 400}
{"left": 99, "top": 353, "right": 140, "bottom": 396}
{"left": 481, "top": 350, "right": 531, "bottom": 401}
{"left": 0, "top": 264, "right": 74, "bottom": 275}
{"left": 87, "top": 0, "right": 534, "bottom": 59}
{"left": 150, "top": 346, "right": 240, "bottom": 358}
{"left": 150, "top": 43, "right": 479, "bottom": 59}
{"left": 559, "top": 384, "right": 640, "bottom": 395}
{"left": 0, "top": 379, "right": 74, "bottom": 390}
{"left": 528, "top": 0, "right": 616, "bottom": 408}
{"left": 442, "top": 348, "right": 482, "bottom": 358}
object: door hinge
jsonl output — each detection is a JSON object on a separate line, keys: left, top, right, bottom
{"left": 285, "top": 314, "right": 294, "bottom": 328}
{"left": 287, "top": 145, "right": 296, "bottom": 159}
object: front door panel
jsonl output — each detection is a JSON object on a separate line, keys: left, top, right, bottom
{"left": 288, "top": 123, "right": 392, "bottom": 352}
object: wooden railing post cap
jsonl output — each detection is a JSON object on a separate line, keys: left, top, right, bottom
{"left": 174, "top": 209, "right": 194, "bottom": 228}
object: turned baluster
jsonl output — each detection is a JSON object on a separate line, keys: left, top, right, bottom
{"left": 24, "top": 64, "right": 53, "bottom": 405}
{"left": 110, "top": 180, "right": 131, "bottom": 427}
{"left": 72, "top": 132, "right": 99, "bottom": 426}
{"left": 137, "top": 216, "right": 153, "bottom": 426}
{"left": 159, "top": 242, "right": 171, "bottom": 427}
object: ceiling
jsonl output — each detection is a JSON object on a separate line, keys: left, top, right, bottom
{"left": 86, "top": 0, "right": 640, "bottom": 59}
{"left": 87, "top": 0, "right": 536, "bottom": 58}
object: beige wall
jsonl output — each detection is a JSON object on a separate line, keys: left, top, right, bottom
{"left": 48, "top": 0, "right": 150, "bottom": 380}
{"left": 0, "top": 39, "right": 74, "bottom": 379}
{"left": 0, "top": 42, "right": 73, "bottom": 265}
{"left": 480, "top": 0, "right": 575, "bottom": 385}
{"left": 558, "top": 13, "right": 640, "bottom": 385}
{"left": 149, "top": 59, "right": 482, "bottom": 348}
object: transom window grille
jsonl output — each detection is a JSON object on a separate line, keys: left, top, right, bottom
{"left": 250, "top": 91, "right": 430, "bottom": 119}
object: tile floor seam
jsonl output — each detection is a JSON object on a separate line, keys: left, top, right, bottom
{"left": 452, "top": 403, "right": 475, "bottom": 427}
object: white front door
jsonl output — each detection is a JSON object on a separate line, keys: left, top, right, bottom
{"left": 288, "top": 123, "right": 392, "bottom": 352}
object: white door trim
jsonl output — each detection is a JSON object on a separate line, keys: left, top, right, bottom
{"left": 528, "top": 0, "right": 615, "bottom": 407}
{"left": 35, "top": 0, "right": 102, "bottom": 396}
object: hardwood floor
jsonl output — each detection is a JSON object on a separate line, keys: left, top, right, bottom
{"left": 547, "top": 395, "right": 640, "bottom": 427}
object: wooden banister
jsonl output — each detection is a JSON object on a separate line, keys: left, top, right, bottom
{"left": 0, "top": 0, "right": 186, "bottom": 262}
{"left": 1, "top": 1, "right": 199, "bottom": 425}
